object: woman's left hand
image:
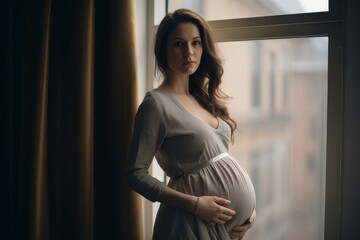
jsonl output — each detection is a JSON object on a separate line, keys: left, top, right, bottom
{"left": 229, "top": 209, "right": 256, "bottom": 240}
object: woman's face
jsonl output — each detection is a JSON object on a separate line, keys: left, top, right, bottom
{"left": 166, "top": 22, "right": 203, "bottom": 77}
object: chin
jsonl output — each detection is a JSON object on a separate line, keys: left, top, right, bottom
{"left": 182, "top": 68, "right": 198, "bottom": 75}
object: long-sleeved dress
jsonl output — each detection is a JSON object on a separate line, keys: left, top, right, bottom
{"left": 127, "top": 88, "right": 256, "bottom": 240}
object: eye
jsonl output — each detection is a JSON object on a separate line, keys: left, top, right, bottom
{"left": 193, "top": 40, "right": 202, "bottom": 46}
{"left": 173, "top": 41, "right": 184, "bottom": 47}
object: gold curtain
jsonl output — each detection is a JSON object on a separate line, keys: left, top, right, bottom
{"left": 1, "top": 0, "right": 143, "bottom": 239}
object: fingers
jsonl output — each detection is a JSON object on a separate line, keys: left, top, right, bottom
{"left": 229, "top": 224, "right": 249, "bottom": 239}
{"left": 228, "top": 209, "right": 256, "bottom": 240}
{"left": 209, "top": 208, "right": 235, "bottom": 225}
{"left": 229, "top": 232, "right": 245, "bottom": 240}
{"left": 231, "top": 218, "right": 254, "bottom": 232}
{"left": 209, "top": 209, "right": 235, "bottom": 226}
{"left": 196, "top": 196, "right": 237, "bottom": 224}
{"left": 249, "top": 209, "right": 256, "bottom": 223}
{"left": 231, "top": 224, "right": 250, "bottom": 232}
{"left": 229, "top": 230, "right": 245, "bottom": 240}
{"left": 219, "top": 212, "right": 234, "bottom": 221}
{"left": 217, "top": 213, "right": 234, "bottom": 223}
{"left": 213, "top": 196, "right": 232, "bottom": 206}
{"left": 221, "top": 206, "right": 236, "bottom": 216}
{"left": 229, "top": 210, "right": 256, "bottom": 239}
{"left": 212, "top": 196, "right": 236, "bottom": 216}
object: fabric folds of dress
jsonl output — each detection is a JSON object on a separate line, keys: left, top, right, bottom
{"left": 127, "top": 90, "right": 256, "bottom": 240}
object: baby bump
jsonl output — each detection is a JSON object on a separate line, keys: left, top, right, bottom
{"left": 169, "top": 155, "right": 256, "bottom": 230}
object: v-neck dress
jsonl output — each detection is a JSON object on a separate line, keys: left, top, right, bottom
{"left": 127, "top": 88, "right": 256, "bottom": 240}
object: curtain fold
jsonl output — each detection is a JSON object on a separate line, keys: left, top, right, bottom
{"left": 46, "top": 0, "right": 95, "bottom": 239}
{"left": 2, "top": 0, "right": 143, "bottom": 239}
{"left": 31, "top": 1, "right": 51, "bottom": 239}
{"left": 94, "top": 0, "right": 143, "bottom": 239}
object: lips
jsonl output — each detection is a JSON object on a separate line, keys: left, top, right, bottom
{"left": 182, "top": 60, "right": 196, "bottom": 65}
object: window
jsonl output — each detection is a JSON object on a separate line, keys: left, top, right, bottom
{"left": 168, "top": 0, "right": 329, "bottom": 20}
{"left": 220, "top": 37, "right": 330, "bottom": 240}
{"left": 144, "top": 0, "right": 343, "bottom": 239}
{"left": 221, "top": 36, "right": 329, "bottom": 236}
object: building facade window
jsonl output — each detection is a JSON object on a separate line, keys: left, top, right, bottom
{"left": 269, "top": 52, "right": 276, "bottom": 117}
{"left": 251, "top": 42, "right": 262, "bottom": 108}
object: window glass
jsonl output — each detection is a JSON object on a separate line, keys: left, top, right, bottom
{"left": 168, "top": 0, "right": 329, "bottom": 20}
{"left": 218, "top": 37, "right": 328, "bottom": 239}
{"left": 154, "top": 0, "right": 167, "bottom": 24}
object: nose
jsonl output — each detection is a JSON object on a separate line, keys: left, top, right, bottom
{"left": 184, "top": 42, "right": 194, "bottom": 56}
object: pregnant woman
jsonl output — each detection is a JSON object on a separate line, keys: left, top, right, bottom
{"left": 127, "top": 8, "right": 256, "bottom": 240}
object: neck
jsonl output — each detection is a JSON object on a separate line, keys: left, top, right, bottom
{"left": 160, "top": 74, "right": 190, "bottom": 95}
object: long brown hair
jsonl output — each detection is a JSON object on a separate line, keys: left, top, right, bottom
{"left": 154, "top": 8, "right": 237, "bottom": 140}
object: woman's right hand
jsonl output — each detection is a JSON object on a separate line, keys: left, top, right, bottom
{"left": 229, "top": 209, "right": 256, "bottom": 240}
{"left": 195, "top": 196, "right": 236, "bottom": 224}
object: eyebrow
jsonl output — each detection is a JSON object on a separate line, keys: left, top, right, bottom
{"left": 172, "top": 36, "right": 201, "bottom": 41}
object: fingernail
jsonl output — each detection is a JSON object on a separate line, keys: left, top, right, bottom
{"left": 249, "top": 218, "right": 254, "bottom": 223}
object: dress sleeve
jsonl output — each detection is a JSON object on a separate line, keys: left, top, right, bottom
{"left": 127, "top": 94, "right": 167, "bottom": 202}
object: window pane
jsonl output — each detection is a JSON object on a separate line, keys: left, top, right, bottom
{"left": 168, "top": 0, "right": 329, "bottom": 20}
{"left": 154, "top": 0, "right": 167, "bottom": 24}
{"left": 218, "top": 37, "right": 328, "bottom": 240}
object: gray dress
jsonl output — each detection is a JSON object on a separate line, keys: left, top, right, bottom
{"left": 127, "top": 88, "right": 256, "bottom": 240}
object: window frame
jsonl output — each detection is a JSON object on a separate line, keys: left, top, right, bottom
{"left": 144, "top": 1, "right": 344, "bottom": 239}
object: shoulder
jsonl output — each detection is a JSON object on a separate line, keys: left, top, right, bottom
{"left": 136, "top": 88, "right": 170, "bottom": 120}
{"left": 146, "top": 88, "right": 169, "bottom": 105}
{"left": 139, "top": 89, "right": 169, "bottom": 113}
{"left": 133, "top": 89, "right": 168, "bottom": 133}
